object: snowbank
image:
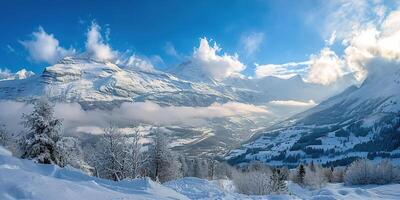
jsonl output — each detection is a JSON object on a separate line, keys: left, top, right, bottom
{"left": 1, "top": 146, "right": 400, "bottom": 200}
{"left": 0, "top": 148, "right": 188, "bottom": 200}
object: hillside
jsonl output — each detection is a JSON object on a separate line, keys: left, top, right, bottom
{"left": 227, "top": 62, "right": 400, "bottom": 167}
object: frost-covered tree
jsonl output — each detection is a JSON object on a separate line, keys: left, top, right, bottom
{"left": 178, "top": 155, "right": 189, "bottom": 177}
{"left": 375, "top": 159, "right": 399, "bottom": 184}
{"left": 20, "top": 98, "right": 63, "bottom": 166}
{"left": 93, "top": 124, "right": 129, "bottom": 181}
{"left": 127, "top": 129, "right": 146, "bottom": 178}
{"left": 323, "top": 167, "right": 334, "bottom": 183}
{"left": 233, "top": 169, "right": 272, "bottom": 195}
{"left": 304, "top": 163, "right": 327, "bottom": 189}
{"left": 56, "top": 137, "right": 92, "bottom": 174}
{"left": 331, "top": 166, "right": 346, "bottom": 183}
{"left": 345, "top": 159, "right": 400, "bottom": 185}
{"left": 214, "top": 162, "right": 234, "bottom": 179}
{"left": 269, "top": 168, "right": 288, "bottom": 194}
{"left": 148, "top": 129, "right": 181, "bottom": 182}
{"left": 208, "top": 158, "right": 218, "bottom": 180}
{"left": 0, "top": 124, "right": 8, "bottom": 146}
{"left": 344, "top": 159, "right": 375, "bottom": 185}
{"left": 194, "top": 157, "right": 209, "bottom": 179}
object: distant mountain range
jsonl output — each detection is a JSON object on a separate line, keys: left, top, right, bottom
{"left": 226, "top": 61, "right": 400, "bottom": 166}
{"left": 0, "top": 56, "right": 355, "bottom": 157}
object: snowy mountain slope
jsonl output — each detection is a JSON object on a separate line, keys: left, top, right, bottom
{"left": 0, "top": 56, "right": 352, "bottom": 157}
{"left": 0, "top": 69, "right": 35, "bottom": 81}
{"left": 0, "top": 57, "right": 239, "bottom": 107}
{"left": 227, "top": 63, "right": 400, "bottom": 166}
{"left": 0, "top": 56, "right": 353, "bottom": 109}
{"left": 2, "top": 146, "right": 400, "bottom": 200}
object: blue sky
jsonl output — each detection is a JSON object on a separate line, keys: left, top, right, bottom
{"left": 0, "top": 0, "right": 397, "bottom": 81}
{"left": 0, "top": 0, "right": 327, "bottom": 74}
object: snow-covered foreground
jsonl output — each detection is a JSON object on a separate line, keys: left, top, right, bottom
{"left": 1, "top": 146, "right": 400, "bottom": 200}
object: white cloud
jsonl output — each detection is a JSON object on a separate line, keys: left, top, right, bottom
{"left": 191, "top": 38, "right": 245, "bottom": 80}
{"left": 0, "top": 101, "right": 268, "bottom": 133}
{"left": 116, "top": 53, "right": 155, "bottom": 71}
{"left": 305, "top": 48, "right": 346, "bottom": 85}
{"left": 164, "top": 42, "right": 181, "bottom": 58}
{"left": 326, "top": 31, "right": 337, "bottom": 46}
{"left": 318, "top": 0, "right": 378, "bottom": 42}
{"left": 341, "top": 8, "right": 400, "bottom": 81}
{"left": 254, "top": 61, "right": 310, "bottom": 79}
{"left": 85, "top": 22, "right": 117, "bottom": 61}
{"left": 21, "top": 27, "right": 75, "bottom": 64}
{"left": 256, "top": 2, "right": 400, "bottom": 85}
{"left": 268, "top": 99, "right": 317, "bottom": 107}
{"left": 6, "top": 44, "right": 15, "bottom": 53}
{"left": 241, "top": 32, "right": 264, "bottom": 56}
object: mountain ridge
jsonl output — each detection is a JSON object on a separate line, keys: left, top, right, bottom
{"left": 226, "top": 61, "right": 400, "bottom": 166}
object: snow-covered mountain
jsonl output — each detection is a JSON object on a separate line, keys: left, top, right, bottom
{"left": 227, "top": 62, "right": 400, "bottom": 167}
{"left": 0, "top": 57, "right": 241, "bottom": 108}
{"left": 0, "top": 56, "right": 352, "bottom": 157}
{"left": 0, "top": 69, "right": 35, "bottom": 81}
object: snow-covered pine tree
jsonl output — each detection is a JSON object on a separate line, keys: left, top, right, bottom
{"left": 270, "top": 168, "right": 288, "bottom": 194}
{"left": 20, "top": 98, "right": 63, "bottom": 166}
{"left": 148, "top": 129, "right": 181, "bottom": 182}
{"left": 0, "top": 123, "right": 9, "bottom": 146}
{"left": 296, "top": 164, "right": 306, "bottom": 185}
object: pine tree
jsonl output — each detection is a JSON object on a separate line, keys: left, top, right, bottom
{"left": 309, "top": 160, "right": 316, "bottom": 172}
{"left": 0, "top": 123, "right": 9, "bottom": 146}
{"left": 20, "top": 98, "right": 63, "bottom": 165}
{"left": 270, "top": 168, "right": 288, "bottom": 194}
{"left": 297, "top": 164, "right": 306, "bottom": 185}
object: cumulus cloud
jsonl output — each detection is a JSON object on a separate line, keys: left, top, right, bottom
{"left": 340, "top": 8, "right": 400, "bottom": 81}
{"left": 315, "top": 0, "right": 382, "bottom": 43}
{"left": 0, "top": 101, "right": 268, "bottom": 134}
{"left": 257, "top": 2, "right": 400, "bottom": 85}
{"left": 20, "top": 27, "right": 75, "bottom": 64}
{"left": 254, "top": 61, "right": 310, "bottom": 79}
{"left": 191, "top": 38, "right": 245, "bottom": 80}
{"left": 241, "top": 32, "right": 264, "bottom": 56}
{"left": 268, "top": 99, "right": 317, "bottom": 107}
{"left": 116, "top": 53, "right": 155, "bottom": 71}
{"left": 305, "top": 48, "right": 346, "bottom": 85}
{"left": 85, "top": 22, "right": 117, "bottom": 61}
{"left": 85, "top": 22, "right": 157, "bottom": 71}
